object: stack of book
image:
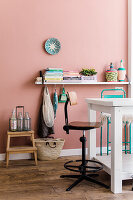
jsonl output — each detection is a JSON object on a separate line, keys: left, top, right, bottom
{"left": 44, "top": 68, "right": 63, "bottom": 82}
{"left": 63, "top": 71, "right": 81, "bottom": 82}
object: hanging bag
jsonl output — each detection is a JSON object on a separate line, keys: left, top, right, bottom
{"left": 42, "top": 86, "right": 54, "bottom": 127}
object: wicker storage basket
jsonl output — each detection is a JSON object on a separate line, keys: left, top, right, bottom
{"left": 34, "top": 138, "right": 65, "bottom": 160}
{"left": 106, "top": 71, "right": 117, "bottom": 82}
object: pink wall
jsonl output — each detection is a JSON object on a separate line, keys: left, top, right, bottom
{"left": 0, "top": 0, "right": 128, "bottom": 153}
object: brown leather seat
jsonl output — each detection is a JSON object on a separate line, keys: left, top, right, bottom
{"left": 69, "top": 121, "right": 101, "bottom": 128}
{"left": 64, "top": 121, "right": 101, "bottom": 131}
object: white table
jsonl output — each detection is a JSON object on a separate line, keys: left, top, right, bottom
{"left": 85, "top": 98, "right": 133, "bottom": 194}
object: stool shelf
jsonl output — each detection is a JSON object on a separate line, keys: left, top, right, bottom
{"left": 7, "top": 146, "right": 37, "bottom": 153}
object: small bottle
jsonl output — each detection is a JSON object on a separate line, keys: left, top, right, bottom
{"left": 17, "top": 112, "right": 23, "bottom": 131}
{"left": 9, "top": 109, "right": 17, "bottom": 131}
{"left": 118, "top": 60, "right": 126, "bottom": 81}
{"left": 24, "top": 112, "right": 31, "bottom": 131}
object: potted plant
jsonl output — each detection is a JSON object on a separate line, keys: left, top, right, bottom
{"left": 79, "top": 68, "right": 97, "bottom": 82}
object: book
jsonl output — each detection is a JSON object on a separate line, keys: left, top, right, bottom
{"left": 45, "top": 74, "right": 63, "bottom": 77}
{"left": 46, "top": 68, "right": 63, "bottom": 72}
{"left": 45, "top": 71, "right": 63, "bottom": 74}
{"left": 45, "top": 76, "right": 63, "bottom": 79}
{"left": 45, "top": 80, "right": 63, "bottom": 82}
{"left": 45, "top": 78, "right": 63, "bottom": 80}
{"left": 63, "top": 77, "right": 81, "bottom": 80}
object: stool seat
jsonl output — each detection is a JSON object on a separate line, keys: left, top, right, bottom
{"left": 64, "top": 121, "right": 101, "bottom": 131}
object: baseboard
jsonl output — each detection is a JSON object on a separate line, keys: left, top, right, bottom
{"left": 60, "top": 147, "right": 107, "bottom": 157}
{"left": 0, "top": 148, "right": 102, "bottom": 161}
{"left": 0, "top": 146, "right": 132, "bottom": 161}
{"left": 0, "top": 153, "right": 31, "bottom": 161}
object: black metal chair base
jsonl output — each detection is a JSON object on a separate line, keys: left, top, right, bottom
{"left": 61, "top": 159, "right": 109, "bottom": 191}
{"left": 61, "top": 135, "right": 109, "bottom": 191}
{"left": 60, "top": 174, "right": 109, "bottom": 191}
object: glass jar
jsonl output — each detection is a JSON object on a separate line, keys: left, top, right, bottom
{"left": 9, "top": 109, "right": 17, "bottom": 131}
{"left": 23, "top": 112, "right": 31, "bottom": 131}
{"left": 17, "top": 112, "right": 23, "bottom": 131}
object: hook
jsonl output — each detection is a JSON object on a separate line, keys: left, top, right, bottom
{"left": 45, "top": 84, "right": 48, "bottom": 89}
{"left": 54, "top": 84, "right": 56, "bottom": 91}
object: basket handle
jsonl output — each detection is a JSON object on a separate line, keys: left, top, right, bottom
{"left": 46, "top": 142, "right": 56, "bottom": 148}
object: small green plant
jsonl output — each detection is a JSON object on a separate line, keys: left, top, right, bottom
{"left": 79, "top": 68, "right": 97, "bottom": 76}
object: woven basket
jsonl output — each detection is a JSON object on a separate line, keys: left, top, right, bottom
{"left": 34, "top": 138, "right": 65, "bottom": 160}
{"left": 106, "top": 71, "right": 118, "bottom": 82}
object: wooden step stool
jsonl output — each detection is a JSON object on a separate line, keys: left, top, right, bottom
{"left": 6, "top": 130, "right": 37, "bottom": 167}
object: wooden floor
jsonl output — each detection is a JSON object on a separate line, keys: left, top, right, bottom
{"left": 0, "top": 156, "right": 133, "bottom": 200}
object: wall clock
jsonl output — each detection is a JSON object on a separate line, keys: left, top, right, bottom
{"left": 45, "top": 38, "right": 61, "bottom": 55}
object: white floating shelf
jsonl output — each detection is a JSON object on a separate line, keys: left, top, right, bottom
{"left": 35, "top": 81, "right": 130, "bottom": 85}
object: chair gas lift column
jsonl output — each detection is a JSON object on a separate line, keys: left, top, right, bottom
{"left": 100, "top": 89, "right": 131, "bottom": 156}
{"left": 60, "top": 91, "right": 109, "bottom": 191}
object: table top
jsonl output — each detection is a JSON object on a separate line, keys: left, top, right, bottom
{"left": 85, "top": 98, "right": 133, "bottom": 107}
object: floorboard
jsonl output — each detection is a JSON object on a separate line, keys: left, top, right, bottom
{"left": 0, "top": 156, "right": 132, "bottom": 200}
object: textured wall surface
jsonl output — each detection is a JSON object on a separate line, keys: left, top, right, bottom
{"left": 0, "top": 0, "right": 128, "bottom": 153}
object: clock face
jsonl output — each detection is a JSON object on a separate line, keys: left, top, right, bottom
{"left": 45, "top": 38, "right": 61, "bottom": 55}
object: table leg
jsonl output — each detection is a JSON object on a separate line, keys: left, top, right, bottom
{"left": 88, "top": 104, "right": 96, "bottom": 160}
{"left": 111, "top": 107, "right": 122, "bottom": 193}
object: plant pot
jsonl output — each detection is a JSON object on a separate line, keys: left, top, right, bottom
{"left": 81, "top": 75, "right": 97, "bottom": 82}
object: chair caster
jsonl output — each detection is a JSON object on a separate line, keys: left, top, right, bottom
{"left": 66, "top": 188, "right": 70, "bottom": 191}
